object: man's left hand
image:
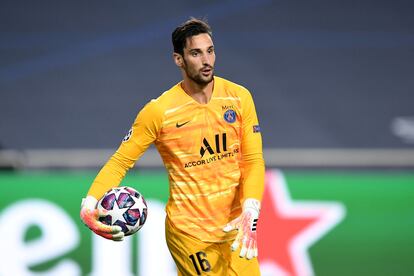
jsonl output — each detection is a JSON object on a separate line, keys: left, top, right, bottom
{"left": 223, "top": 198, "right": 260, "bottom": 259}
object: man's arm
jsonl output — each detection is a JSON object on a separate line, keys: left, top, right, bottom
{"left": 239, "top": 88, "right": 265, "bottom": 202}
{"left": 88, "top": 100, "right": 163, "bottom": 199}
{"left": 223, "top": 88, "right": 265, "bottom": 259}
{"left": 80, "top": 100, "right": 163, "bottom": 240}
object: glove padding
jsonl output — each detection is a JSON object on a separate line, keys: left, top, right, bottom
{"left": 80, "top": 195, "right": 124, "bottom": 241}
{"left": 223, "top": 198, "right": 260, "bottom": 259}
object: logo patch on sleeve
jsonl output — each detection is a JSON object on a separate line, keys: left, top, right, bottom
{"left": 123, "top": 128, "right": 133, "bottom": 142}
{"left": 253, "top": 125, "right": 261, "bottom": 133}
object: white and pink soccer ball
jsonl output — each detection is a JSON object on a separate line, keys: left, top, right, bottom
{"left": 97, "top": 186, "right": 148, "bottom": 236}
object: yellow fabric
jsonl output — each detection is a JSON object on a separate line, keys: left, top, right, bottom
{"left": 165, "top": 217, "right": 261, "bottom": 276}
{"left": 87, "top": 76, "right": 265, "bottom": 242}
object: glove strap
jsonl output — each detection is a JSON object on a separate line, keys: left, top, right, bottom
{"left": 243, "top": 198, "right": 260, "bottom": 214}
{"left": 81, "top": 195, "right": 98, "bottom": 210}
{"left": 243, "top": 198, "right": 260, "bottom": 232}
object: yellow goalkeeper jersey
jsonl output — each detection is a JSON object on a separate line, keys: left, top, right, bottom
{"left": 88, "top": 76, "right": 265, "bottom": 242}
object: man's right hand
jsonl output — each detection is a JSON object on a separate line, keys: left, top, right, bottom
{"left": 80, "top": 195, "right": 124, "bottom": 241}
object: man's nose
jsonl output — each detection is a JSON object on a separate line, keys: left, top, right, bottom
{"left": 201, "top": 53, "right": 211, "bottom": 65}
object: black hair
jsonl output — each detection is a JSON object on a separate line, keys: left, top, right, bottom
{"left": 172, "top": 18, "right": 212, "bottom": 55}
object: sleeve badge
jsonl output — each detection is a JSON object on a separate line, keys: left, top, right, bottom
{"left": 253, "top": 125, "right": 261, "bottom": 133}
{"left": 122, "top": 128, "right": 133, "bottom": 142}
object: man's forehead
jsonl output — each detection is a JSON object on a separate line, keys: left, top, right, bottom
{"left": 185, "top": 33, "right": 214, "bottom": 50}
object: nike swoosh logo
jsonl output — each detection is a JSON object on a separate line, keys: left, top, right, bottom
{"left": 176, "top": 120, "right": 190, "bottom": 128}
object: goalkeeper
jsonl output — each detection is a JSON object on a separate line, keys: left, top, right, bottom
{"left": 80, "top": 18, "right": 265, "bottom": 275}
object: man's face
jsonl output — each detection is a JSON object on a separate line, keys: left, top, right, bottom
{"left": 181, "top": 33, "right": 215, "bottom": 85}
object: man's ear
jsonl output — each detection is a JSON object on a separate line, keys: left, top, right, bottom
{"left": 173, "top": 53, "right": 183, "bottom": 67}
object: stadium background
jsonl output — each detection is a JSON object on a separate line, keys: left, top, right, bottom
{"left": 1, "top": 0, "right": 413, "bottom": 275}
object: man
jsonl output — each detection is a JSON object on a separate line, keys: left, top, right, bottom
{"left": 80, "top": 18, "right": 265, "bottom": 275}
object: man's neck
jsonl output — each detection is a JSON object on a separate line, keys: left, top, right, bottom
{"left": 181, "top": 78, "right": 214, "bottom": 105}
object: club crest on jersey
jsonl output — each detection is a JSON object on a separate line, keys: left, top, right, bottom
{"left": 122, "top": 128, "right": 133, "bottom": 142}
{"left": 223, "top": 109, "right": 236, "bottom": 123}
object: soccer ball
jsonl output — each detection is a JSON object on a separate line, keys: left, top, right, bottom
{"left": 97, "top": 186, "right": 148, "bottom": 236}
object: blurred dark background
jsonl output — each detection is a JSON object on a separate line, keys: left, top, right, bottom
{"left": 1, "top": 0, "right": 414, "bottom": 150}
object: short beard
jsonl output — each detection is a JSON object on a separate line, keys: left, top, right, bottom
{"left": 183, "top": 59, "right": 214, "bottom": 86}
{"left": 188, "top": 71, "right": 214, "bottom": 85}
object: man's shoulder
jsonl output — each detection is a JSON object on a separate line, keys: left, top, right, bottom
{"left": 159, "top": 82, "right": 182, "bottom": 99}
{"left": 215, "top": 76, "right": 251, "bottom": 98}
{"left": 144, "top": 82, "right": 182, "bottom": 110}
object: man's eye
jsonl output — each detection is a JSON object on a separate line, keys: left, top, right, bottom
{"left": 191, "top": 52, "right": 198, "bottom": 57}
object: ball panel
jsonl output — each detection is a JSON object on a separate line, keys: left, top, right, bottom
{"left": 125, "top": 187, "right": 141, "bottom": 198}
{"left": 117, "top": 192, "right": 134, "bottom": 208}
{"left": 124, "top": 209, "right": 140, "bottom": 226}
{"left": 100, "top": 193, "right": 116, "bottom": 210}
{"left": 140, "top": 208, "right": 148, "bottom": 226}
{"left": 99, "top": 214, "right": 112, "bottom": 226}
{"left": 113, "top": 220, "right": 129, "bottom": 234}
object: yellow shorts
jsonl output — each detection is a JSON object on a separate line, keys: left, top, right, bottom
{"left": 165, "top": 218, "right": 261, "bottom": 276}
